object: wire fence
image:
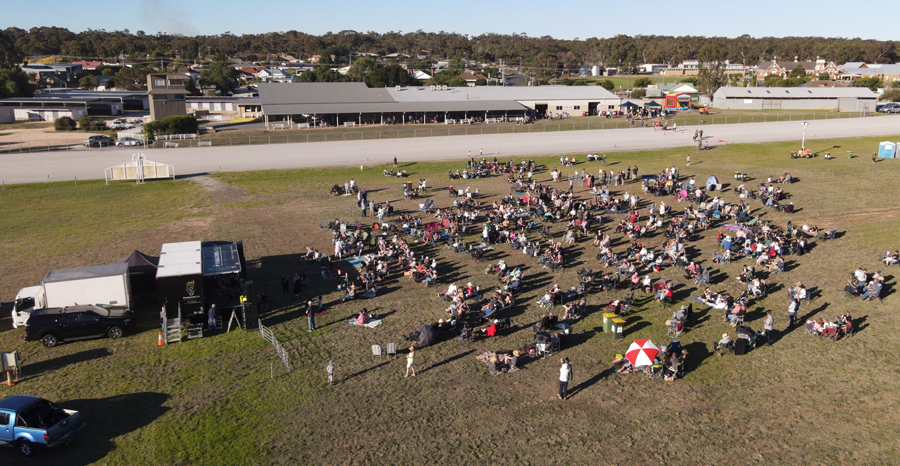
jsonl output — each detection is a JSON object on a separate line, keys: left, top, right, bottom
{"left": 0, "top": 111, "right": 879, "bottom": 154}
{"left": 259, "top": 320, "right": 290, "bottom": 379}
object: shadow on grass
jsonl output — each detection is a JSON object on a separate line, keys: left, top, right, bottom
{"left": 25, "top": 348, "right": 112, "bottom": 379}
{"left": 420, "top": 349, "right": 475, "bottom": 374}
{"left": 19, "top": 392, "right": 171, "bottom": 466}
{"left": 344, "top": 360, "right": 391, "bottom": 381}
{"left": 569, "top": 366, "right": 616, "bottom": 398}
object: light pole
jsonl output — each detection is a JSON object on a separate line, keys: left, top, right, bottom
{"left": 801, "top": 121, "right": 809, "bottom": 151}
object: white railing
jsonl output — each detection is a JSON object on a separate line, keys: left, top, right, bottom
{"left": 155, "top": 133, "right": 198, "bottom": 141}
{"left": 259, "top": 320, "right": 290, "bottom": 378}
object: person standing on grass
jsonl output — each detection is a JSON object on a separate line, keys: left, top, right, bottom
{"left": 281, "top": 274, "right": 289, "bottom": 294}
{"left": 393, "top": 156, "right": 397, "bottom": 168}
{"left": 787, "top": 298, "right": 798, "bottom": 328}
{"left": 326, "top": 360, "right": 335, "bottom": 385}
{"left": 686, "top": 155, "right": 691, "bottom": 167}
{"left": 405, "top": 346, "right": 416, "bottom": 377}
{"left": 601, "top": 154, "right": 606, "bottom": 166}
{"left": 764, "top": 311, "right": 775, "bottom": 346}
{"left": 207, "top": 304, "right": 218, "bottom": 334}
{"left": 306, "top": 300, "right": 316, "bottom": 332}
{"left": 558, "top": 357, "right": 573, "bottom": 400}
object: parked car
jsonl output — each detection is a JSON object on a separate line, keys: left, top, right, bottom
{"left": 877, "top": 102, "right": 900, "bottom": 113}
{"left": 23, "top": 304, "right": 135, "bottom": 348}
{"left": 0, "top": 395, "right": 85, "bottom": 457}
{"left": 116, "top": 137, "right": 143, "bottom": 147}
{"left": 81, "top": 135, "right": 115, "bottom": 147}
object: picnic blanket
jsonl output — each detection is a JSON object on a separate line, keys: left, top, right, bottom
{"left": 344, "top": 254, "right": 381, "bottom": 269}
{"left": 348, "top": 318, "right": 383, "bottom": 328}
{"left": 721, "top": 224, "right": 749, "bottom": 232}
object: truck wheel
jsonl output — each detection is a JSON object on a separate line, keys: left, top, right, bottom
{"left": 41, "top": 334, "right": 58, "bottom": 348}
{"left": 108, "top": 326, "right": 124, "bottom": 339}
{"left": 18, "top": 439, "right": 36, "bottom": 457}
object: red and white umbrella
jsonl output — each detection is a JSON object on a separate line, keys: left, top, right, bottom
{"left": 625, "top": 339, "right": 660, "bottom": 367}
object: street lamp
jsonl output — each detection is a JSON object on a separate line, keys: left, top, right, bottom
{"left": 801, "top": 121, "right": 809, "bottom": 151}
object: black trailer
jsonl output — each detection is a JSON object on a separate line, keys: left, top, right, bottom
{"left": 156, "top": 241, "right": 257, "bottom": 330}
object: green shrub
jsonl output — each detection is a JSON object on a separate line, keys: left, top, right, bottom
{"left": 54, "top": 116, "right": 77, "bottom": 131}
{"left": 144, "top": 115, "right": 199, "bottom": 136}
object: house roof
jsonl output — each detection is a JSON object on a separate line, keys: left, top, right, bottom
{"left": 715, "top": 87, "right": 877, "bottom": 98}
{"left": 459, "top": 72, "right": 488, "bottom": 81}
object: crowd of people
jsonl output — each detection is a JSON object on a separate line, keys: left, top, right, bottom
{"left": 307, "top": 146, "right": 883, "bottom": 392}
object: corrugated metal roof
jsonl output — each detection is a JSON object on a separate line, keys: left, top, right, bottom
{"left": 258, "top": 82, "right": 394, "bottom": 105}
{"left": 716, "top": 87, "right": 877, "bottom": 98}
{"left": 387, "top": 85, "right": 618, "bottom": 102}
{"left": 262, "top": 100, "right": 525, "bottom": 115}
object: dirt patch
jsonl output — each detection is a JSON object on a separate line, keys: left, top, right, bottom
{"left": 190, "top": 175, "right": 245, "bottom": 204}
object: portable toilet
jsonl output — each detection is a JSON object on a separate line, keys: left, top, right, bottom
{"left": 878, "top": 141, "right": 896, "bottom": 159}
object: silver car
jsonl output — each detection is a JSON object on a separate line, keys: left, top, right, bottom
{"left": 116, "top": 137, "right": 143, "bottom": 147}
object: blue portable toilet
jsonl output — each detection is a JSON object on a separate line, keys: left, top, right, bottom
{"left": 878, "top": 141, "right": 896, "bottom": 159}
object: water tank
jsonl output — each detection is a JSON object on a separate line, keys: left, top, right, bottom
{"left": 591, "top": 65, "right": 601, "bottom": 77}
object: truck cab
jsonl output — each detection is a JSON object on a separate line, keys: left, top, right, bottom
{"left": 11, "top": 285, "right": 44, "bottom": 329}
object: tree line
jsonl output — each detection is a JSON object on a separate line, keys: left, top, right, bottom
{"left": 3, "top": 27, "right": 897, "bottom": 69}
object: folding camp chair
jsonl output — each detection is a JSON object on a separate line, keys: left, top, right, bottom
{"left": 371, "top": 345, "right": 382, "bottom": 361}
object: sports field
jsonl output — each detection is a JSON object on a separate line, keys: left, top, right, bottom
{"left": 0, "top": 132, "right": 898, "bottom": 464}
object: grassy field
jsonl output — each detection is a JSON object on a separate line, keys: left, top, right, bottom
{"left": 1, "top": 133, "right": 899, "bottom": 464}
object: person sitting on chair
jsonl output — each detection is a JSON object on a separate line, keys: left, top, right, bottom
{"left": 716, "top": 333, "right": 733, "bottom": 356}
{"left": 656, "top": 284, "right": 673, "bottom": 303}
{"left": 861, "top": 279, "right": 883, "bottom": 301}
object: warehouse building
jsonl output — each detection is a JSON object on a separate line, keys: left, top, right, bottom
{"left": 256, "top": 82, "right": 621, "bottom": 127}
{"left": 712, "top": 87, "right": 877, "bottom": 112}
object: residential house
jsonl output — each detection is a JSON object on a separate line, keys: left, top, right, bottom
{"left": 459, "top": 71, "right": 489, "bottom": 87}
{"left": 73, "top": 61, "right": 101, "bottom": 71}
{"left": 755, "top": 57, "right": 840, "bottom": 80}
{"left": 258, "top": 69, "right": 291, "bottom": 83}
{"left": 839, "top": 62, "right": 900, "bottom": 83}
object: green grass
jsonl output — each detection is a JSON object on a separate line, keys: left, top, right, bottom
{"left": 3, "top": 132, "right": 900, "bottom": 464}
{"left": 0, "top": 179, "right": 208, "bottom": 266}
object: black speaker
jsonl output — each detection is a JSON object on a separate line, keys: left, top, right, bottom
{"left": 243, "top": 303, "right": 259, "bottom": 331}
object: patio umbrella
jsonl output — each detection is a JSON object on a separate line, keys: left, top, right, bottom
{"left": 625, "top": 339, "right": 660, "bottom": 367}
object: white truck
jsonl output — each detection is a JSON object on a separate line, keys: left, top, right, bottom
{"left": 11, "top": 263, "right": 131, "bottom": 328}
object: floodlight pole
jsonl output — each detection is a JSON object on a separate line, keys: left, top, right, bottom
{"left": 801, "top": 121, "right": 809, "bottom": 151}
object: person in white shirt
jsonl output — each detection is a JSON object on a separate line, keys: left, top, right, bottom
{"left": 558, "top": 358, "right": 573, "bottom": 400}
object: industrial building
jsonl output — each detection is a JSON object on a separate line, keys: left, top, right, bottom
{"left": 256, "top": 82, "right": 621, "bottom": 127}
{"left": 711, "top": 87, "right": 877, "bottom": 112}
{"left": 0, "top": 90, "right": 148, "bottom": 121}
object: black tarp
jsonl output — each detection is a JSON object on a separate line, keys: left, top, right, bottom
{"left": 416, "top": 324, "right": 438, "bottom": 347}
{"left": 116, "top": 250, "right": 159, "bottom": 275}
{"left": 116, "top": 250, "right": 159, "bottom": 299}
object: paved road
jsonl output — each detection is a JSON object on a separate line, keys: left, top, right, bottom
{"left": 2, "top": 116, "right": 899, "bottom": 184}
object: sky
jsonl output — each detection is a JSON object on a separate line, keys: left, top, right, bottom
{"left": 1, "top": 0, "right": 891, "bottom": 41}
